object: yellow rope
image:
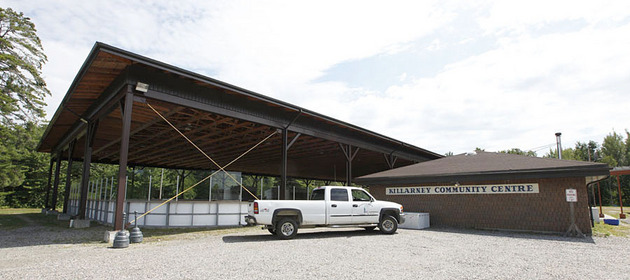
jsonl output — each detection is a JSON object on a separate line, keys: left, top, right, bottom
{"left": 126, "top": 102, "right": 276, "bottom": 227}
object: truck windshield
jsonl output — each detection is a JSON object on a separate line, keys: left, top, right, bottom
{"left": 311, "top": 189, "right": 325, "bottom": 200}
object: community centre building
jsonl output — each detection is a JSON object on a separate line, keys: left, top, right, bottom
{"left": 356, "top": 151, "right": 610, "bottom": 235}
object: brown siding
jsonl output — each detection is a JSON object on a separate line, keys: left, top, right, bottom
{"left": 370, "top": 177, "right": 591, "bottom": 234}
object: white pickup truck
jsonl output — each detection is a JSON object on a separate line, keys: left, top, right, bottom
{"left": 245, "top": 186, "right": 405, "bottom": 239}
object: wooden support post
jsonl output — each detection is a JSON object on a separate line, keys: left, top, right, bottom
{"left": 384, "top": 153, "right": 398, "bottom": 169}
{"left": 340, "top": 144, "right": 359, "bottom": 186}
{"left": 44, "top": 157, "right": 54, "bottom": 209}
{"left": 78, "top": 120, "right": 98, "bottom": 219}
{"left": 114, "top": 88, "right": 134, "bottom": 231}
{"left": 62, "top": 140, "right": 76, "bottom": 214}
{"left": 51, "top": 153, "right": 62, "bottom": 210}
{"left": 280, "top": 128, "right": 287, "bottom": 200}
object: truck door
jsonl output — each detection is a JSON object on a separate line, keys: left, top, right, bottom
{"left": 327, "top": 188, "right": 353, "bottom": 224}
{"left": 351, "top": 189, "right": 379, "bottom": 224}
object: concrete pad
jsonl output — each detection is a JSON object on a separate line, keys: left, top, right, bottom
{"left": 57, "top": 214, "right": 71, "bottom": 221}
{"left": 69, "top": 219, "right": 91, "bottom": 228}
{"left": 104, "top": 230, "right": 129, "bottom": 244}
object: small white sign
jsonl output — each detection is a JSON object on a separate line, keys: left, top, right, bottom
{"left": 566, "top": 189, "right": 577, "bottom": 202}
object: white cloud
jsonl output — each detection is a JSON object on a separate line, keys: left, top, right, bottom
{"left": 478, "top": 0, "right": 630, "bottom": 35}
{"left": 349, "top": 19, "right": 630, "bottom": 154}
{"left": 8, "top": 0, "right": 455, "bottom": 117}
{"left": 5, "top": 0, "right": 630, "bottom": 156}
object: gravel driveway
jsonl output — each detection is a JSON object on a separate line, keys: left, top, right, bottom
{"left": 1, "top": 225, "right": 628, "bottom": 279}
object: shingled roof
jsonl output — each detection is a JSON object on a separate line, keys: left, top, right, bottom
{"left": 355, "top": 151, "right": 610, "bottom": 185}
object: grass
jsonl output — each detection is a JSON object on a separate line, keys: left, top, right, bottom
{"left": 592, "top": 222, "right": 630, "bottom": 237}
{"left": 0, "top": 208, "right": 43, "bottom": 229}
{"left": 599, "top": 206, "right": 628, "bottom": 219}
{"left": 0, "top": 208, "right": 41, "bottom": 214}
{"left": 591, "top": 206, "right": 630, "bottom": 237}
{"left": 0, "top": 208, "right": 86, "bottom": 230}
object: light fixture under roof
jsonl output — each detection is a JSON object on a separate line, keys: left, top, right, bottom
{"left": 135, "top": 82, "right": 149, "bottom": 93}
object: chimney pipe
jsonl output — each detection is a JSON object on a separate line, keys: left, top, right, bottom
{"left": 555, "top": 132, "right": 562, "bottom": 159}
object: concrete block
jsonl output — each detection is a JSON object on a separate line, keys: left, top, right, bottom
{"left": 69, "top": 219, "right": 91, "bottom": 228}
{"left": 591, "top": 207, "right": 600, "bottom": 223}
{"left": 104, "top": 230, "right": 129, "bottom": 243}
{"left": 57, "top": 214, "right": 71, "bottom": 221}
{"left": 400, "top": 212, "right": 430, "bottom": 230}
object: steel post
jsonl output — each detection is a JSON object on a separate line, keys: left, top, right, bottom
{"left": 597, "top": 182, "right": 604, "bottom": 218}
{"left": 617, "top": 175, "right": 626, "bottom": 219}
{"left": 209, "top": 173, "right": 213, "bottom": 201}
{"left": 148, "top": 175, "right": 152, "bottom": 201}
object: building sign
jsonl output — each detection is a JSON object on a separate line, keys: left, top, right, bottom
{"left": 565, "top": 189, "right": 577, "bottom": 202}
{"left": 386, "top": 183, "right": 539, "bottom": 195}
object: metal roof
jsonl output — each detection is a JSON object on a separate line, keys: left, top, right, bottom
{"left": 356, "top": 151, "right": 610, "bottom": 185}
{"left": 38, "top": 42, "right": 442, "bottom": 181}
{"left": 611, "top": 166, "right": 630, "bottom": 176}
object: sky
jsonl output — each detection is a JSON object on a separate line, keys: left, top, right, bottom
{"left": 5, "top": 0, "right": 630, "bottom": 156}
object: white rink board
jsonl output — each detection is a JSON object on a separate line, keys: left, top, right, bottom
{"left": 69, "top": 199, "right": 247, "bottom": 227}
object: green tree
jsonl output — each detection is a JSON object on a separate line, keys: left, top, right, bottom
{"left": 600, "top": 131, "right": 626, "bottom": 167}
{"left": 0, "top": 123, "right": 23, "bottom": 187}
{"left": 0, "top": 121, "right": 49, "bottom": 207}
{"left": 543, "top": 147, "right": 579, "bottom": 160}
{"left": 498, "top": 148, "right": 537, "bottom": 157}
{"left": 573, "top": 141, "right": 599, "bottom": 162}
{"left": 0, "top": 8, "right": 50, "bottom": 207}
{"left": 0, "top": 7, "right": 50, "bottom": 123}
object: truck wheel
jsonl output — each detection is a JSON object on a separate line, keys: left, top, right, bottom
{"left": 276, "top": 218, "right": 298, "bottom": 239}
{"left": 379, "top": 215, "right": 398, "bottom": 234}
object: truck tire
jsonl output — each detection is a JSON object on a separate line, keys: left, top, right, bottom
{"left": 379, "top": 215, "right": 398, "bottom": 234}
{"left": 267, "top": 228, "right": 276, "bottom": 234}
{"left": 275, "top": 218, "right": 298, "bottom": 239}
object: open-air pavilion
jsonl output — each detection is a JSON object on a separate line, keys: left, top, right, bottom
{"left": 37, "top": 42, "right": 441, "bottom": 230}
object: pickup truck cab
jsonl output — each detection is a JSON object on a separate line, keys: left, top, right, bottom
{"left": 245, "top": 186, "right": 404, "bottom": 239}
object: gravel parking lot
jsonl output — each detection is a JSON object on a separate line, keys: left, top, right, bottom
{"left": 1, "top": 224, "right": 629, "bottom": 280}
